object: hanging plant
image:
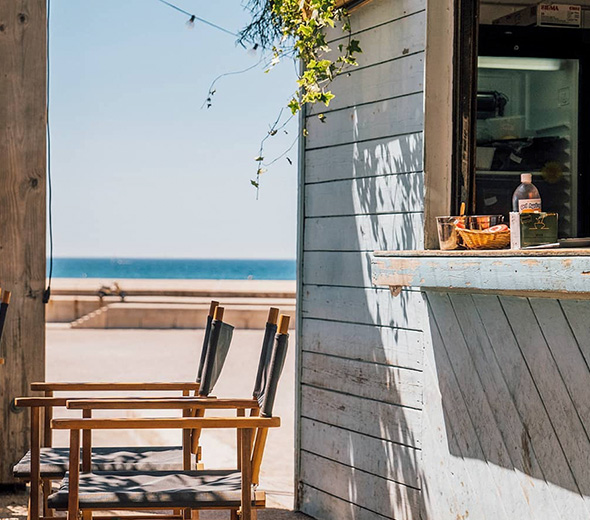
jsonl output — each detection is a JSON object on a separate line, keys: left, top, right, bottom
{"left": 239, "top": 0, "right": 362, "bottom": 114}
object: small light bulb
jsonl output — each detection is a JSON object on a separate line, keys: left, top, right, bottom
{"left": 186, "top": 15, "right": 196, "bottom": 29}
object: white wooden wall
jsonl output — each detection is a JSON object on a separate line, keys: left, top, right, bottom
{"left": 297, "top": 0, "right": 427, "bottom": 517}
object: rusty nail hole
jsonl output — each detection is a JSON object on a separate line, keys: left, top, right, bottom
{"left": 0, "top": 25, "right": 5, "bottom": 32}
{"left": 29, "top": 177, "right": 38, "bottom": 188}
{"left": 18, "top": 13, "right": 27, "bottom": 24}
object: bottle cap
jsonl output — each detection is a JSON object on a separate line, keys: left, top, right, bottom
{"left": 521, "top": 173, "right": 532, "bottom": 183}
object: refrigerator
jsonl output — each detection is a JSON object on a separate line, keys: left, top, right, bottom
{"left": 476, "top": 25, "right": 590, "bottom": 238}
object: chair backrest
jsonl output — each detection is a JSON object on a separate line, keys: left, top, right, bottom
{"left": 250, "top": 314, "right": 290, "bottom": 485}
{"left": 257, "top": 314, "right": 290, "bottom": 418}
{"left": 198, "top": 306, "right": 234, "bottom": 397}
{"left": 196, "top": 301, "right": 219, "bottom": 384}
{"left": 252, "top": 308, "right": 279, "bottom": 400}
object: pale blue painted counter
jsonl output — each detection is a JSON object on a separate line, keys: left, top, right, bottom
{"left": 371, "top": 248, "right": 590, "bottom": 518}
{"left": 372, "top": 249, "right": 590, "bottom": 297}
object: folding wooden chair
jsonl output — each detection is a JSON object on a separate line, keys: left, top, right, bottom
{"left": 47, "top": 315, "right": 290, "bottom": 520}
{"left": 0, "top": 288, "right": 11, "bottom": 365}
{"left": 14, "top": 303, "right": 237, "bottom": 520}
{"left": 61, "top": 307, "right": 281, "bottom": 479}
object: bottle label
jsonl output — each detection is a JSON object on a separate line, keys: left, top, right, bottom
{"left": 518, "top": 199, "right": 542, "bottom": 212}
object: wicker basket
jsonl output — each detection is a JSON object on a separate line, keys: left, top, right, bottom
{"left": 457, "top": 228, "right": 511, "bottom": 250}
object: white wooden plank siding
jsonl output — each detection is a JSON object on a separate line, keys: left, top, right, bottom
{"left": 301, "top": 286, "right": 425, "bottom": 330}
{"left": 300, "top": 418, "right": 422, "bottom": 488}
{"left": 300, "top": 452, "right": 421, "bottom": 519}
{"left": 305, "top": 172, "right": 424, "bottom": 217}
{"left": 300, "top": 486, "right": 393, "bottom": 520}
{"left": 305, "top": 133, "right": 424, "bottom": 183}
{"left": 309, "top": 53, "right": 424, "bottom": 114}
{"left": 326, "top": 0, "right": 426, "bottom": 43}
{"left": 301, "top": 317, "right": 424, "bottom": 371}
{"left": 300, "top": 385, "right": 423, "bottom": 448}
{"left": 298, "top": 0, "right": 427, "bottom": 518}
{"left": 306, "top": 92, "right": 424, "bottom": 150}
{"left": 303, "top": 251, "right": 377, "bottom": 287}
{"left": 302, "top": 351, "right": 422, "bottom": 409}
{"left": 324, "top": 10, "right": 426, "bottom": 72}
{"left": 304, "top": 213, "right": 424, "bottom": 251}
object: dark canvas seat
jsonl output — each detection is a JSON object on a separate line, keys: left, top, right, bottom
{"left": 48, "top": 470, "right": 253, "bottom": 510}
{"left": 13, "top": 446, "right": 191, "bottom": 479}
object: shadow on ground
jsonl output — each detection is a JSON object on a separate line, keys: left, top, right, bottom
{"left": 0, "top": 489, "right": 310, "bottom": 520}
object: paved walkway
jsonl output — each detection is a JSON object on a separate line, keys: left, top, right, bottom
{"left": 0, "top": 325, "right": 307, "bottom": 520}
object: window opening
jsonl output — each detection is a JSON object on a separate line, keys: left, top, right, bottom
{"left": 455, "top": 3, "right": 590, "bottom": 238}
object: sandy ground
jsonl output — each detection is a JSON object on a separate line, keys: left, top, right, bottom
{"left": 0, "top": 325, "right": 307, "bottom": 520}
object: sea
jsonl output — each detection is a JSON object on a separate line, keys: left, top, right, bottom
{"left": 50, "top": 258, "right": 296, "bottom": 281}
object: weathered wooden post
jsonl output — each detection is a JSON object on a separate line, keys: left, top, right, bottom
{"left": 0, "top": 0, "right": 46, "bottom": 483}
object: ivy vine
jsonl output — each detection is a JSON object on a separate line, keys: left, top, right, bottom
{"left": 239, "top": 0, "right": 362, "bottom": 115}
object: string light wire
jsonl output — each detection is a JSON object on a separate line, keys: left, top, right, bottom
{"left": 155, "top": 0, "right": 245, "bottom": 43}
{"left": 44, "top": 0, "right": 53, "bottom": 304}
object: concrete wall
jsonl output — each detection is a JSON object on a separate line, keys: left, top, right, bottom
{"left": 296, "top": 0, "right": 427, "bottom": 517}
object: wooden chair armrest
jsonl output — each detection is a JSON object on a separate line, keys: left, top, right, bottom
{"left": 14, "top": 397, "right": 69, "bottom": 408}
{"left": 30, "top": 382, "right": 201, "bottom": 392}
{"left": 52, "top": 416, "right": 280, "bottom": 430}
{"left": 66, "top": 398, "right": 259, "bottom": 410}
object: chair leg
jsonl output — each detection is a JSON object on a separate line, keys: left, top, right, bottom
{"left": 240, "top": 429, "right": 253, "bottom": 520}
{"left": 230, "top": 510, "right": 239, "bottom": 520}
{"left": 42, "top": 480, "right": 53, "bottom": 518}
{"left": 30, "top": 408, "right": 41, "bottom": 520}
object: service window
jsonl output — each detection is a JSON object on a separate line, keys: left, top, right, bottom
{"left": 456, "top": 3, "right": 590, "bottom": 238}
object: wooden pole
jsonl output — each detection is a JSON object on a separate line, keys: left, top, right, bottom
{"left": 0, "top": 0, "right": 47, "bottom": 483}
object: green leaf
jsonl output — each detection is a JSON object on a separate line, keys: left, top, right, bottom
{"left": 288, "top": 98, "right": 301, "bottom": 114}
{"left": 347, "top": 39, "right": 362, "bottom": 54}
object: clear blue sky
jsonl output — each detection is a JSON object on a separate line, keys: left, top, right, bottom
{"left": 49, "top": 0, "right": 298, "bottom": 259}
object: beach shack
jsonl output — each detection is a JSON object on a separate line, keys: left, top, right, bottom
{"left": 296, "top": 0, "right": 590, "bottom": 518}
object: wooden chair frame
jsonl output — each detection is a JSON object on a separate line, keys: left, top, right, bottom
{"left": 51, "top": 415, "right": 281, "bottom": 520}
{"left": 48, "top": 314, "right": 289, "bottom": 520}
{"left": 14, "top": 302, "right": 233, "bottom": 520}
{"left": 15, "top": 305, "right": 281, "bottom": 520}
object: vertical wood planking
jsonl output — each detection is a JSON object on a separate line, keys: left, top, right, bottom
{"left": 426, "top": 293, "right": 513, "bottom": 520}
{"left": 0, "top": 0, "right": 47, "bottom": 483}
{"left": 449, "top": 293, "right": 564, "bottom": 519}
{"left": 531, "top": 299, "right": 590, "bottom": 447}
{"left": 473, "top": 294, "right": 590, "bottom": 518}
{"left": 499, "top": 297, "right": 590, "bottom": 500}
{"left": 559, "top": 299, "right": 590, "bottom": 371}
